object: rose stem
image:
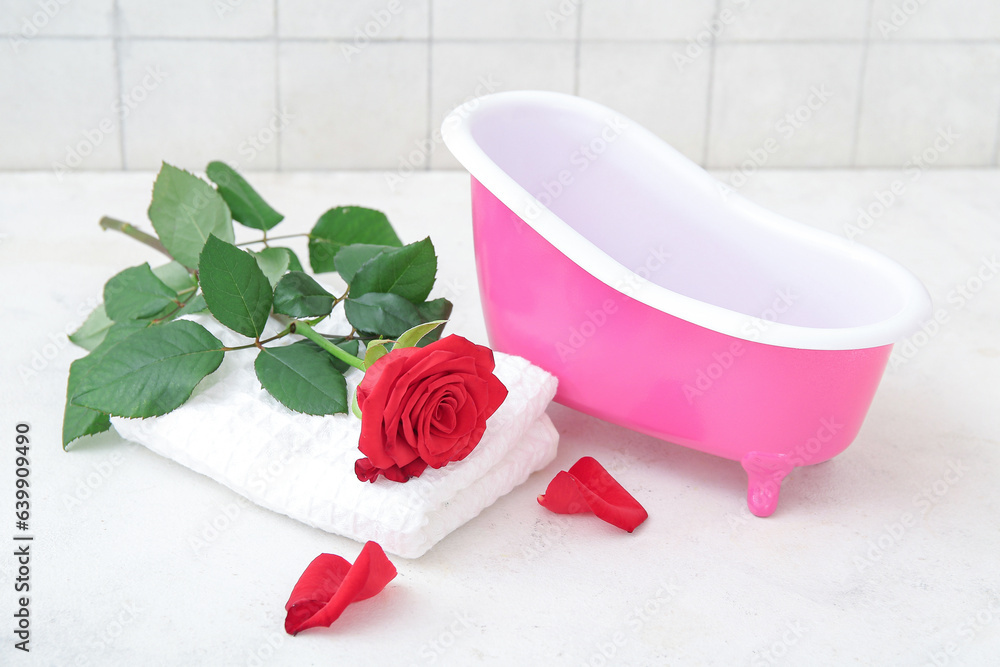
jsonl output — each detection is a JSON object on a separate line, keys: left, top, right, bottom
{"left": 99, "top": 216, "right": 172, "bottom": 259}
{"left": 291, "top": 321, "right": 367, "bottom": 371}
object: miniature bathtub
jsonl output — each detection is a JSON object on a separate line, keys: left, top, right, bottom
{"left": 441, "top": 91, "right": 931, "bottom": 517}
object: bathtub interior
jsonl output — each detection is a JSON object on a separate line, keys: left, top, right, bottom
{"left": 466, "top": 101, "right": 907, "bottom": 332}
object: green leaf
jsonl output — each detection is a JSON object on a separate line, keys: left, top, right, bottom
{"left": 103, "top": 263, "right": 179, "bottom": 321}
{"left": 198, "top": 235, "right": 273, "bottom": 338}
{"left": 362, "top": 339, "right": 391, "bottom": 369}
{"left": 63, "top": 390, "right": 111, "bottom": 449}
{"left": 393, "top": 320, "right": 446, "bottom": 350}
{"left": 272, "top": 271, "right": 335, "bottom": 318}
{"left": 334, "top": 244, "right": 394, "bottom": 285}
{"left": 308, "top": 207, "right": 401, "bottom": 273}
{"left": 344, "top": 292, "right": 423, "bottom": 338}
{"left": 206, "top": 161, "right": 284, "bottom": 231}
{"left": 254, "top": 343, "right": 347, "bottom": 415}
{"left": 349, "top": 238, "right": 436, "bottom": 304}
{"left": 63, "top": 321, "right": 149, "bottom": 448}
{"left": 69, "top": 303, "right": 114, "bottom": 351}
{"left": 416, "top": 299, "right": 453, "bottom": 345}
{"left": 252, "top": 247, "right": 292, "bottom": 288}
{"left": 173, "top": 294, "right": 208, "bottom": 318}
{"left": 282, "top": 247, "right": 304, "bottom": 272}
{"left": 152, "top": 261, "right": 197, "bottom": 293}
{"left": 298, "top": 337, "right": 360, "bottom": 374}
{"left": 148, "top": 163, "right": 234, "bottom": 269}
{"left": 71, "top": 320, "right": 224, "bottom": 418}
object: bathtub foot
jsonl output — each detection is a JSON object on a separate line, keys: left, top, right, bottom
{"left": 741, "top": 452, "right": 795, "bottom": 518}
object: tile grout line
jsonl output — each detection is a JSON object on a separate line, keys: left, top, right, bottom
{"left": 425, "top": 0, "right": 434, "bottom": 171}
{"left": 993, "top": 102, "right": 1000, "bottom": 167}
{"left": 700, "top": 0, "right": 722, "bottom": 167}
{"left": 850, "top": 0, "right": 876, "bottom": 167}
{"left": 12, "top": 34, "right": 1000, "bottom": 46}
{"left": 273, "top": 0, "right": 281, "bottom": 171}
{"left": 111, "top": 0, "right": 126, "bottom": 169}
{"left": 572, "top": 0, "right": 583, "bottom": 95}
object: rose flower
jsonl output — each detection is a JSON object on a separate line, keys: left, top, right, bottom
{"left": 354, "top": 335, "right": 508, "bottom": 483}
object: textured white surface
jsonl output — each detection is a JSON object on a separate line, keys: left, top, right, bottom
{"left": 109, "top": 314, "right": 559, "bottom": 559}
{"left": 1, "top": 171, "right": 998, "bottom": 665}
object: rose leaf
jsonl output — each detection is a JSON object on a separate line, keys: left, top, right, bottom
{"left": 348, "top": 237, "right": 436, "bottom": 304}
{"left": 307, "top": 207, "right": 402, "bottom": 274}
{"left": 198, "top": 235, "right": 274, "bottom": 339}
{"left": 255, "top": 342, "right": 348, "bottom": 415}
{"left": 148, "top": 162, "right": 234, "bottom": 269}
{"left": 103, "top": 262, "right": 179, "bottom": 321}
{"left": 69, "top": 320, "right": 224, "bottom": 420}
{"left": 272, "top": 271, "right": 336, "bottom": 318}
{"left": 206, "top": 160, "right": 284, "bottom": 231}
{"left": 343, "top": 292, "right": 423, "bottom": 338}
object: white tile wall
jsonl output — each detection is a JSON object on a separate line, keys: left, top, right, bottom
{"left": 280, "top": 42, "right": 428, "bottom": 169}
{"left": 856, "top": 44, "right": 1000, "bottom": 167}
{"left": 869, "top": 0, "right": 1000, "bottom": 41}
{"left": 717, "top": 0, "right": 870, "bottom": 41}
{"left": 0, "top": 0, "right": 114, "bottom": 36}
{"left": 117, "top": 0, "right": 274, "bottom": 38}
{"left": 578, "top": 42, "right": 710, "bottom": 163}
{"left": 278, "top": 0, "right": 430, "bottom": 39}
{"left": 430, "top": 42, "right": 576, "bottom": 168}
{"left": 708, "top": 44, "right": 863, "bottom": 168}
{"left": 580, "top": 0, "right": 716, "bottom": 41}
{"left": 120, "top": 41, "right": 278, "bottom": 170}
{"left": 433, "top": 0, "right": 576, "bottom": 40}
{"left": 0, "top": 39, "right": 120, "bottom": 170}
{"left": 1, "top": 0, "right": 999, "bottom": 172}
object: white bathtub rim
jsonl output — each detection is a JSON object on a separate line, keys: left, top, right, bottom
{"left": 442, "top": 90, "right": 933, "bottom": 352}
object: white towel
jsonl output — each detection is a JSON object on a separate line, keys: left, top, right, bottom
{"left": 110, "top": 312, "right": 559, "bottom": 559}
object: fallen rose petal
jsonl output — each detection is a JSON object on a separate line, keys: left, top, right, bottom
{"left": 284, "top": 541, "right": 397, "bottom": 635}
{"left": 537, "top": 457, "right": 648, "bottom": 533}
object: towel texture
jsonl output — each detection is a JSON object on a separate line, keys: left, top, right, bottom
{"left": 110, "top": 313, "right": 559, "bottom": 558}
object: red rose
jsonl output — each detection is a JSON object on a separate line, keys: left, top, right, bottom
{"left": 354, "top": 335, "right": 508, "bottom": 483}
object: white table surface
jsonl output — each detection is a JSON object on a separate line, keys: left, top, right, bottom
{"left": 1, "top": 169, "right": 998, "bottom": 666}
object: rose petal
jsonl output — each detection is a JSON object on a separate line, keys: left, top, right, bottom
{"left": 355, "top": 335, "right": 509, "bottom": 482}
{"left": 537, "top": 457, "right": 648, "bottom": 533}
{"left": 355, "top": 457, "right": 427, "bottom": 483}
{"left": 284, "top": 541, "right": 397, "bottom": 635}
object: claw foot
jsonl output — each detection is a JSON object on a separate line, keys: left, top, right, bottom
{"left": 741, "top": 451, "right": 795, "bottom": 518}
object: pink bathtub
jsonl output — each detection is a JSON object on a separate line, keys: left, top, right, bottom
{"left": 441, "top": 91, "right": 931, "bottom": 517}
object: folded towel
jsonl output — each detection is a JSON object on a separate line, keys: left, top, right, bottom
{"left": 110, "top": 312, "right": 559, "bottom": 558}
